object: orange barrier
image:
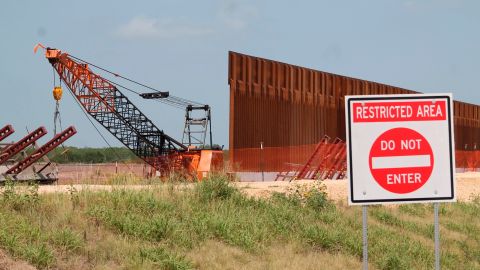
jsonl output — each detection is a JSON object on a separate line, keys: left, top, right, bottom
{"left": 232, "top": 144, "right": 318, "bottom": 172}
{"left": 233, "top": 146, "right": 480, "bottom": 172}
{"left": 456, "top": 150, "right": 480, "bottom": 171}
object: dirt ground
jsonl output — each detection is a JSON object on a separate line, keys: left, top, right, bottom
{"left": 0, "top": 249, "right": 35, "bottom": 270}
{"left": 237, "top": 172, "right": 480, "bottom": 202}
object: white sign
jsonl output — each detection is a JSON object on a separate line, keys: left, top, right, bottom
{"left": 346, "top": 94, "right": 455, "bottom": 205}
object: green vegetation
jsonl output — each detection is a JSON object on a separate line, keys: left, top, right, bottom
{"left": 41, "top": 146, "right": 229, "bottom": 164}
{"left": 47, "top": 146, "right": 141, "bottom": 163}
{"left": 0, "top": 177, "right": 479, "bottom": 269}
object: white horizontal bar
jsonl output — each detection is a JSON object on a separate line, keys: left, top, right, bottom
{"left": 372, "top": 155, "right": 431, "bottom": 169}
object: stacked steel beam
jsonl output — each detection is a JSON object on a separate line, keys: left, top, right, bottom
{"left": 0, "top": 124, "right": 77, "bottom": 182}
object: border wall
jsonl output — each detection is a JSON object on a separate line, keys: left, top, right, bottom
{"left": 228, "top": 51, "right": 480, "bottom": 172}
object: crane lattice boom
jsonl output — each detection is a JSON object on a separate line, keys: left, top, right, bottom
{"left": 38, "top": 46, "right": 188, "bottom": 173}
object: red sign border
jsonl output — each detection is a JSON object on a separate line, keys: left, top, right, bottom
{"left": 347, "top": 95, "right": 454, "bottom": 204}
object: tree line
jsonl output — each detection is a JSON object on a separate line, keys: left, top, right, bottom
{"left": 46, "top": 147, "right": 141, "bottom": 164}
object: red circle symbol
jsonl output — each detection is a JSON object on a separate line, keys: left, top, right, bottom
{"left": 369, "top": 127, "right": 434, "bottom": 194}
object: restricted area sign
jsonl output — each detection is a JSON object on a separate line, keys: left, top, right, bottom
{"left": 346, "top": 94, "right": 455, "bottom": 205}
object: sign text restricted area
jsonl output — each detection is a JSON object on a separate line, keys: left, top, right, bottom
{"left": 353, "top": 101, "right": 447, "bottom": 122}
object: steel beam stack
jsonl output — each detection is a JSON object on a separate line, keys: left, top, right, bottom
{"left": 5, "top": 126, "right": 76, "bottom": 175}
{"left": 1, "top": 124, "right": 77, "bottom": 182}
{"left": 0, "top": 127, "right": 47, "bottom": 164}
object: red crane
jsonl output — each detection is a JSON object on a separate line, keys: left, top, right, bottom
{"left": 34, "top": 44, "right": 222, "bottom": 179}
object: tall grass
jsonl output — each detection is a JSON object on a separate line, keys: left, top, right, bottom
{"left": 0, "top": 176, "right": 479, "bottom": 269}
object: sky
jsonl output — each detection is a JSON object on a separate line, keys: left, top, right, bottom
{"left": 1, "top": 0, "right": 479, "bottom": 149}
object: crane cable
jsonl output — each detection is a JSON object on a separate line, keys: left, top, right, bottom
{"left": 52, "top": 68, "right": 63, "bottom": 135}
{"left": 68, "top": 54, "right": 205, "bottom": 108}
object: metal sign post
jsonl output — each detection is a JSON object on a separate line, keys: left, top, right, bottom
{"left": 362, "top": 205, "right": 368, "bottom": 270}
{"left": 434, "top": 203, "right": 440, "bottom": 270}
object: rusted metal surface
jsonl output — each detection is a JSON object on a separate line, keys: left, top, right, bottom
{"left": 0, "top": 126, "right": 47, "bottom": 164}
{"left": 229, "top": 51, "right": 480, "bottom": 172}
{"left": 296, "top": 137, "right": 347, "bottom": 180}
{"left": 274, "top": 137, "right": 347, "bottom": 181}
{"left": 5, "top": 126, "right": 77, "bottom": 175}
{"left": 0, "top": 125, "right": 14, "bottom": 142}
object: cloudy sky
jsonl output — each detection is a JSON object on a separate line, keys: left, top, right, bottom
{"left": 1, "top": 0, "right": 479, "bottom": 148}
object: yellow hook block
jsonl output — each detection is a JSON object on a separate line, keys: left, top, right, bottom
{"left": 53, "top": 86, "right": 63, "bottom": 101}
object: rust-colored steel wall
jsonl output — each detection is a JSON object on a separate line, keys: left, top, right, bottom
{"left": 229, "top": 51, "right": 480, "bottom": 172}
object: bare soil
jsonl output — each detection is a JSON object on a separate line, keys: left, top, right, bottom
{"left": 236, "top": 172, "right": 480, "bottom": 202}
{"left": 0, "top": 249, "right": 36, "bottom": 270}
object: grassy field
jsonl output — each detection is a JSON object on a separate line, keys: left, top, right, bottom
{"left": 0, "top": 177, "right": 479, "bottom": 269}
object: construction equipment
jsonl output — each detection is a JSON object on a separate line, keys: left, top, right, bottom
{"left": 0, "top": 125, "right": 76, "bottom": 183}
{"left": 5, "top": 127, "right": 76, "bottom": 175}
{"left": 0, "top": 127, "right": 47, "bottom": 164}
{"left": 34, "top": 44, "right": 222, "bottom": 179}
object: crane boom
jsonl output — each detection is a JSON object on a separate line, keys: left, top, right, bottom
{"left": 36, "top": 45, "right": 188, "bottom": 173}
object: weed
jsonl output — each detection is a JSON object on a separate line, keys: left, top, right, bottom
{"left": 1, "top": 178, "right": 16, "bottom": 200}
{"left": 371, "top": 209, "right": 402, "bottom": 227}
{"left": 398, "top": 203, "right": 426, "bottom": 217}
{"left": 380, "top": 253, "right": 408, "bottom": 270}
{"left": 302, "top": 225, "right": 338, "bottom": 251}
{"left": 24, "top": 243, "right": 55, "bottom": 268}
{"left": 1, "top": 180, "right": 40, "bottom": 212}
{"left": 67, "top": 184, "right": 79, "bottom": 209}
{"left": 139, "top": 246, "right": 192, "bottom": 270}
{"left": 107, "top": 173, "right": 141, "bottom": 185}
{"left": 284, "top": 181, "right": 330, "bottom": 210}
{"left": 195, "top": 175, "right": 237, "bottom": 201}
{"left": 0, "top": 211, "right": 56, "bottom": 269}
{"left": 51, "top": 228, "right": 83, "bottom": 252}
{"left": 270, "top": 192, "right": 301, "bottom": 207}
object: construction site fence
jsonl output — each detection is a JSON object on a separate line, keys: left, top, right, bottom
{"left": 456, "top": 150, "right": 480, "bottom": 171}
{"left": 231, "top": 145, "right": 480, "bottom": 173}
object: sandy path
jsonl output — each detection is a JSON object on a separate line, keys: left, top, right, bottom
{"left": 32, "top": 172, "right": 480, "bottom": 203}
{"left": 237, "top": 172, "right": 480, "bottom": 202}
